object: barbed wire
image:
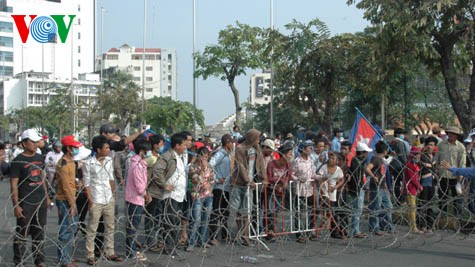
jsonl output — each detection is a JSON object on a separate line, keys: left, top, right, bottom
{"left": 0, "top": 147, "right": 474, "bottom": 267}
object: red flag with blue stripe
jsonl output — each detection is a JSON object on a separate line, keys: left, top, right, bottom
{"left": 347, "top": 109, "right": 383, "bottom": 166}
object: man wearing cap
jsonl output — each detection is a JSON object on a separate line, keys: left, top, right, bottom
{"left": 348, "top": 141, "right": 372, "bottom": 238}
{"left": 261, "top": 139, "right": 276, "bottom": 169}
{"left": 55, "top": 136, "right": 83, "bottom": 267}
{"left": 10, "top": 129, "right": 50, "bottom": 267}
{"left": 435, "top": 126, "right": 466, "bottom": 218}
{"left": 230, "top": 129, "right": 267, "bottom": 246}
{"left": 292, "top": 140, "right": 318, "bottom": 243}
{"left": 45, "top": 141, "right": 64, "bottom": 190}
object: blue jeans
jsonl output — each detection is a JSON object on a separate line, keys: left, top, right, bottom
{"left": 126, "top": 202, "right": 144, "bottom": 256}
{"left": 348, "top": 190, "right": 365, "bottom": 235}
{"left": 380, "top": 189, "right": 394, "bottom": 231}
{"left": 368, "top": 189, "right": 393, "bottom": 232}
{"left": 267, "top": 192, "right": 284, "bottom": 232}
{"left": 56, "top": 199, "right": 78, "bottom": 265}
{"left": 189, "top": 196, "right": 213, "bottom": 247}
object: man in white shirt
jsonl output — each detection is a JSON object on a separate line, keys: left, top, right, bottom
{"left": 151, "top": 133, "right": 187, "bottom": 258}
{"left": 83, "top": 135, "right": 123, "bottom": 265}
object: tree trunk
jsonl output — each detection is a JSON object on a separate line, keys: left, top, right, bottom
{"left": 229, "top": 81, "right": 242, "bottom": 126}
{"left": 439, "top": 45, "right": 471, "bottom": 133}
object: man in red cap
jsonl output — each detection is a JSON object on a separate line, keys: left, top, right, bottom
{"left": 55, "top": 136, "right": 82, "bottom": 267}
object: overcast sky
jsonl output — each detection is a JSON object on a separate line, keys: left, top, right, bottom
{"left": 98, "top": 0, "right": 368, "bottom": 125}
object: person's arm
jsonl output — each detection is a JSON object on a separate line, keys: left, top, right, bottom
{"left": 448, "top": 167, "right": 475, "bottom": 179}
{"left": 365, "top": 162, "right": 378, "bottom": 184}
{"left": 152, "top": 155, "right": 174, "bottom": 191}
{"left": 134, "top": 162, "right": 148, "bottom": 196}
{"left": 210, "top": 151, "right": 224, "bottom": 184}
{"left": 267, "top": 162, "right": 276, "bottom": 184}
{"left": 334, "top": 168, "right": 345, "bottom": 190}
{"left": 82, "top": 160, "right": 93, "bottom": 208}
{"left": 124, "top": 131, "right": 143, "bottom": 145}
{"left": 10, "top": 178, "right": 24, "bottom": 218}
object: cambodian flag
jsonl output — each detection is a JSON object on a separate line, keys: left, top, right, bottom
{"left": 347, "top": 109, "right": 383, "bottom": 166}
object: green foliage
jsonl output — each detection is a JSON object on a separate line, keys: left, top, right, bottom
{"left": 348, "top": 0, "right": 475, "bottom": 133}
{"left": 194, "top": 22, "right": 265, "bottom": 125}
{"left": 101, "top": 71, "right": 141, "bottom": 131}
{"left": 144, "top": 97, "right": 205, "bottom": 134}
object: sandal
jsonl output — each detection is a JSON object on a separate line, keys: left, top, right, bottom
{"left": 106, "top": 255, "right": 124, "bottom": 262}
{"left": 86, "top": 258, "right": 96, "bottom": 266}
{"left": 177, "top": 239, "right": 187, "bottom": 247}
{"left": 296, "top": 236, "right": 307, "bottom": 243}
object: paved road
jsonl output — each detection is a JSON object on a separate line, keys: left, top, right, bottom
{"left": 0, "top": 179, "right": 474, "bottom": 267}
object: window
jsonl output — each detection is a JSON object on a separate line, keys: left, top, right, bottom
{"left": 0, "top": 51, "right": 13, "bottom": 62}
{"left": 146, "top": 66, "right": 153, "bottom": 71}
{"left": 146, "top": 77, "right": 153, "bottom": 82}
{"left": 0, "top": 36, "right": 13, "bottom": 47}
{"left": 132, "top": 54, "right": 142, "bottom": 60}
{"left": 144, "top": 54, "right": 154, "bottom": 60}
{"left": 106, "top": 54, "right": 118, "bottom": 60}
{"left": 156, "top": 54, "right": 161, "bottom": 60}
{"left": 0, "top": 21, "right": 12, "bottom": 32}
{"left": 78, "top": 4, "right": 80, "bottom": 11}
{"left": 0, "top": 66, "right": 13, "bottom": 76}
{"left": 146, "top": 88, "right": 153, "bottom": 92}
{"left": 78, "top": 46, "right": 81, "bottom": 53}
{"left": 133, "top": 77, "right": 140, "bottom": 81}
{"left": 134, "top": 66, "right": 140, "bottom": 71}
{"left": 78, "top": 59, "right": 81, "bottom": 67}
{"left": 78, "top": 18, "right": 81, "bottom": 25}
{"left": 78, "top": 32, "right": 81, "bottom": 39}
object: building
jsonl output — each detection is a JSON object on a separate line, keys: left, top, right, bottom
{"left": 0, "top": 71, "right": 100, "bottom": 115}
{"left": 97, "top": 44, "right": 177, "bottom": 100}
{"left": 249, "top": 71, "right": 271, "bottom": 106}
{"left": 0, "top": 0, "right": 95, "bottom": 80}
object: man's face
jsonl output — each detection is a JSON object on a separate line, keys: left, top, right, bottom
{"left": 97, "top": 143, "right": 110, "bottom": 158}
{"left": 0, "top": 149, "right": 5, "bottom": 162}
{"left": 154, "top": 140, "right": 164, "bottom": 152}
{"left": 185, "top": 135, "right": 193, "bottom": 149}
{"left": 447, "top": 132, "right": 458, "bottom": 143}
{"left": 425, "top": 142, "right": 435, "bottom": 153}
{"left": 261, "top": 145, "right": 273, "bottom": 156}
{"left": 340, "top": 146, "right": 350, "bottom": 156}
{"left": 303, "top": 145, "right": 313, "bottom": 155}
{"left": 37, "top": 139, "right": 45, "bottom": 149}
{"left": 23, "top": 139, "right": 38, "bottom": 153}
{"left": 175, "top": 142, "right": 187, "bottom": 155}
{"left": 315, "top": 142, "right": 325, "bottom": 153}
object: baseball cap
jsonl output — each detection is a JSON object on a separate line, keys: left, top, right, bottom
{"left": 262, "top": 139, "right": 275, "bottom": 151}
{"left": 61, "top": 135, "right": 82, "bottom": 148}
{"left": 99, "top": 123, "right": 119, "bottom": 134}
{"left": 356, "top": 142, "right": 373, "bottom": 152}
{"left": 21, "top": 129, "right": 42, "bottom": 142}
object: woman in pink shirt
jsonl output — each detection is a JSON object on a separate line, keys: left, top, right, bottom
{"left": 125, "top": 139, "right": 151, "bottom": 261}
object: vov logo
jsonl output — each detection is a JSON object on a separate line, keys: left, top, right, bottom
{"left": 11, "top": 15, "right": 76, "bottom": 44}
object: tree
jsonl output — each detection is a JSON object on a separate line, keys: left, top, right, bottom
{"left": 265, "top": 19, "right": 366, "bottom": 133}
{"left": 348, "top": 0, "right": 475, "bottom": 133}
{"left": 144, "top": 97, "right": 205, "bottom": 134}
{"left": 100, "top": 71, "right": 141, "bottom": 131}
{"left": 194, "top": 22, "right": 265, "bottom": 126}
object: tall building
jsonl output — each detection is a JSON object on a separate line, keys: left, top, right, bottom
{"left": 0, "top": 0, "right": 95, "bottom": 80}
{"left": 0, "top": 72, "right": 100, "bottom": 115}
{"left": 97, "top": 44, "right": 177, "bottom": 100}
{"left": 249, "top": 71, "right": 271, "bottom": 106}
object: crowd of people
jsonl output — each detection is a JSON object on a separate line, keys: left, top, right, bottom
{"left": 0, "top": 123, "right": 474, "bottom": 267}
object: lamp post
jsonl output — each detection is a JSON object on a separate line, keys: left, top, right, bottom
{"left": 192, "top": 0, "right": 197, "bottom": 136}
{"left": 141, "top": 0, "right": 147, "bottom": 124}
{"left": 269, "top": 0, "right": 274, "bottom": 137}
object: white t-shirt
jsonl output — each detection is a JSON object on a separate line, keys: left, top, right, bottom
{"left": 318, "top": 165, "right": 343, "bottom": 202}
{"left": 161, "top": 151, "right": 187, "bottom": 202}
